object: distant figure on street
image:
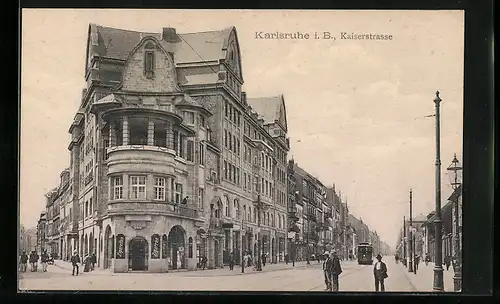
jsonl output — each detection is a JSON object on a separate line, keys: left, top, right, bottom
{"left": 91, "top": 252, "right": 97, "bottom": 271}
{"left": 444, "top": 255, "right": 451, "bottom": 271}
{"left": 19, "top": 250, "right": 28, "bottom": 272}
{"left": 261, "top": 253, "right": 266, "bottom": 267}
{"left": 325, "top": 250, "right": 342, "bottom": 291}
{"left": 71, "top": 250, "right": 80, "bottom": 276}
{"left": 394, "top": 254, "right": 399, "bottom": 264}
{"left": 285, "top": 253, "right": 289, "bottom": 264}
{"left": 373, "top": 254, "right": 388, "bottom": 292}
{"left": 414, "top": 255, "right": 420, "bottom": 271}
{"left": 40, "top": 250, "right": 49, "bottom": 272}
{"left": 200, "top": 256, "right": 207, "bottom": 270}
{"left": 83, "top": 254, "right": 91, "bottom": 272}
{"left": 425, "top": 253, "right": 430, "bottom": 266}
{"left": 228, "top": 252, "right": 235, "bottom": 270}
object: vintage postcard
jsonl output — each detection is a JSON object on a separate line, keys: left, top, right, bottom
{"left": 19, "top": 9, "right": 464, "bottom": 292}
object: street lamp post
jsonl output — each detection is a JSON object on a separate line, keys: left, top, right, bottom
{"left": 403, "top": 216, "right": 406, "bottom": 267}
{"left": 447, "top": 153, "right": 462, "bottom": 291}
{"left": 408, "top": 189, "right": 414, "bottom": 273}
{"left": 433, "top": 91, "right": 445, "bottom": 292}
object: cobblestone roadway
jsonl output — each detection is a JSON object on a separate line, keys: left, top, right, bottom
{"left": 19, "top": 259, "right": 453, "bottom": 292}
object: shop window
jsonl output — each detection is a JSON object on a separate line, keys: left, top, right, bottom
{"left": 162, "top": 235, "right": 168, "bottom": 259}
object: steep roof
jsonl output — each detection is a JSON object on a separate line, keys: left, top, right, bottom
{"left": 88, "top": 24, "right": 233, "bottom": 65}
{"left": 247, "top": 95, "right": 286, "bottom": 129}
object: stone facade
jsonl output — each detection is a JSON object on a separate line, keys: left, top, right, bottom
{"left": 39, "top": 24, "right": 291, "bottom": 273}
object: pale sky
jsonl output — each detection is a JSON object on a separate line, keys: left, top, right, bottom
{"left": 20, "top": 9, "right": 464, "bottom": 249}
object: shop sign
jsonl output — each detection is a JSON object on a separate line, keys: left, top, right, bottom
{"left": 151, "top": 235, "right": 160, "bottom": 259}
{"left": 116, "top": 234, "right": 125, "bottom": 259}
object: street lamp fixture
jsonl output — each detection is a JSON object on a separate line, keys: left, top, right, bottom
{"left": 447, "top": 153, "right": 462, "bottom": 292}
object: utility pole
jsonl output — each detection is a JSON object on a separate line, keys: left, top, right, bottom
{"left": 408, "top": 189, "right": 414, "bottom": 273}
{"left": 433, "top": 91, "right": 445, "bottom": 291}
{"left": 403, "top": 216, "right": 406, "bottom": 267}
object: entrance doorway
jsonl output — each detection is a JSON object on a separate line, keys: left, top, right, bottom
{"left": 129, "top": 237, "right": 148, "bottom": 271}
{"left": 104, "top": 225, "right": 112, "bottom": 269}
{"left": 168, "top": 225, "right": 186, "bottom": 270}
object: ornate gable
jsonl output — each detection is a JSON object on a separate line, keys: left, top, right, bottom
{"left": 277, "top": 95, "right": 288, "bottom": 132}
{"left": 119, "top": 37, "right": 182, "bottom": 93}
{"left": 223, "top": 28, "right": 243, "bottom": 82}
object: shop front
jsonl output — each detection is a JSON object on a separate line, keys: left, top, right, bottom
{"left": 101, "top": 214, "right": 199, "bottom": 273}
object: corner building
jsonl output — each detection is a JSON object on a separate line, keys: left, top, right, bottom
{"left": 61, "top": 24, "right": 289, "bottom": 273}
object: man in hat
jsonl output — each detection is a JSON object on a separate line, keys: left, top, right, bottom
{"left": 71, "top": 250, "right": 81, "bottom": 276}
{"left": 325, "top": 250, "right": 342, "bottom": 291}
{"left": 322, "top": 251, "right": 331, "bottom": 290}
{"left": 373, "top": 254, "right": 388, "bottom": 292}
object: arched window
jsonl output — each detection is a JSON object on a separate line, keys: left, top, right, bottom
{"left": 234, "top": 199, "right": 240, "bottom": 219}
{"left": 243, "top": 205, "right": 246, "bottom": 221}
{"left": 253, "top": 208, "right": 257, "bottom": 223}
{"left": 248, "top": 206, "right": 252, "bottom": 222}
{"left": 271, "top": 214, "right": 274, "bottom": 227}
{"left": 224, "top": 196, "right": 230, "bottom": 217}
{"left": 188, "top": 237, "right": 193, "bottom": 258}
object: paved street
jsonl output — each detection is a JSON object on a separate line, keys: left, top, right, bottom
{"left": 18, "top": 258, "right": 457, "bottom": 292}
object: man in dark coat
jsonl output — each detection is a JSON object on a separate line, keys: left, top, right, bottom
{"left": 40, "top": 250, "right": 49, "bottom": 272}
{"left": 19, "top": 250, "right": 28, "bottom": 272}
{"left": 91, "top": 253, "right": 97, "bottom": 271}
{"left": 71, "top": 250, "right": 81, "bottom": 276}
{"left": 261, "top": 253, "right": 266, "bottom": 267}
{"left": 373, "top": 254, "right": 388, "bottom": 292}
{"left": 228, "top": 252, "right": 235, "bottom": 271}
{"left": 325, "top": 250, "right": 342, "bottom": 291}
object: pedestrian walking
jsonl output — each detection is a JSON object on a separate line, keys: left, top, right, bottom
{"left": 228, "top": 252, "right": 235, "bottom": 270}
{"left": 425, "top": 253, "right": 430, "bottom": 266}
{"left": 373, "top": 254, "right": 388, "bottom": 292}
{"left": 91, "top": 252, "right": 96, "bottom": 271}
{"left": 414, "top": 255, "right": 420, "bottom": 271}
{"left": 325, "top": 250, "right": 342, "bottom": 291}
{"left": 261, "top": 253, "right": 266, "bottom": 267}
{"left": 83, "top": 254, "right": 91, "bottom": 272}
{"left": 19, "top": 250, "right": 28, "bottom": 272}
{"left": 285, "top": 253, "right": 289, "bottom": 264}
{"left": 71, "top": 250, "right": 80, "bottom": 276}
{"left": 40, "top": 250, "right": 49, "bottom": 272}
{"left": 29, "top": 250, "right": 38, "bottom": 272}
{"left": 444, "top": 255, "right": 451, "bottom": 271}
{"left": 322, "top": 251, "right": 331, "bottom": 291}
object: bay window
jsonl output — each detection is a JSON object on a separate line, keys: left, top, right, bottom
{"left": 154, "top": 177, "right": 165, "bottom": 201}
{"left": 175, "top": 183, "right": 183, "bottom": 204}
{"left": 112, "top": 176, "right": 123, "bottom": 200}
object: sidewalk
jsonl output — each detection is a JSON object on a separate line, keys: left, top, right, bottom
{"left": 181, "top": 261, "right": 320, "bottom": 277}
{"left": 51, "top": 260, "right": 109, "bottom": 275}
{"left": 401, "top": 262, "right": 456, "bottom": 292}
{"left": 51, "top": 259, "right": 319, "bottom": 277}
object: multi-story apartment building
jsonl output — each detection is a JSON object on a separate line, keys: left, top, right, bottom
{"left": 36, "top": 212, "right": 47, "bottom": 252}
{"left": 42, "top": 24, "right": 290, "bottom": 273}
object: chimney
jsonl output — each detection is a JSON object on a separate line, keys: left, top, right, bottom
{"left": 162, "top": 27, "right": 178, "bottom": 43}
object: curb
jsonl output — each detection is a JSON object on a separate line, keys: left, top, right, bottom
{"left": 187, "top": 262, "right": 318, "bottom": 277}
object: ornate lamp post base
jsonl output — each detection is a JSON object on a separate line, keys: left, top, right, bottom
{"left": 453, "top": 265, "right": 462, "bottom": 291}
{"left": 433, "top": 266, "right": 445, "bottom": 291}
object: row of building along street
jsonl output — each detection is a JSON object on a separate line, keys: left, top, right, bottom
{"left": 27, "top": 23, "right": 390, "bottom": 275}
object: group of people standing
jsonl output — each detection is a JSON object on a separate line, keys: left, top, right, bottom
{"left": 322, "top": 251, "right": 388, "bottom": 292}
{"left": 19, "top": 249, "right": 51, "bottom": 272}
